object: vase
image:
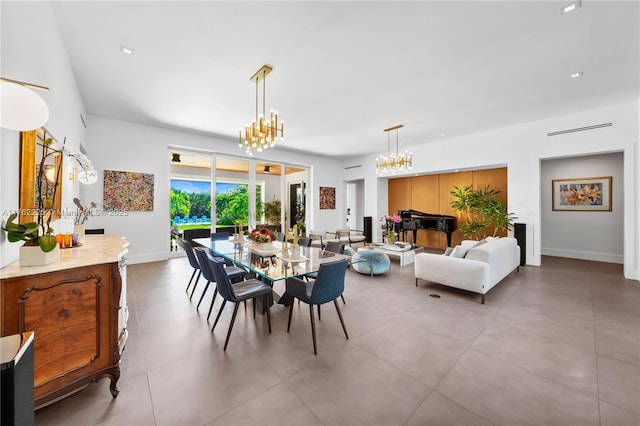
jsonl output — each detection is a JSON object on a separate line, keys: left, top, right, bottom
{"left": 74, "top": 224, "right": 85, "bottom": 245}
{"left": 252, "top": 242, "right": 272, "bottom": 250}
{"left": 20, "top": 244, "right": 60, "bottom": 267}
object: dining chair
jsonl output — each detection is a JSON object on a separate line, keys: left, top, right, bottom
{"left": 211, "top": 232, "right": 230, "bottom": 240}
{"left": 285, "top": 259, "right": 349, "bottom": 355}
{"left": 179, "top": 237, "right": 202, "bottom": 298}
{"left": 194, "top": 248, "right": 247, "bottom": 318}
{"left": 306, "top": 241, "right": 346, "bottom": 305}
{"left": 297, "top": 236, "right": 312, "bottom": 247}
{"left": 209, "top": 258, "right": 272, "bottom": 351}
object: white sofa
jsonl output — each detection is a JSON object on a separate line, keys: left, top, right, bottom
{"left": 414, "top": 237, "right": 520, "bottom": 304}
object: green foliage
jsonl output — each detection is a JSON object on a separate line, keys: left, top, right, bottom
{"left": 170, "top": 184, "right": 264, "bottom": 226}
{"left": 2, "top": 213, "right": 57, "bottom": 252}
{"left": 450, "top": 185, "right": 516, "bottom": 240}
{"left": 170, "top": 190, "right": 191, "bottom": 218}
{"left": 262, "top": 196, "right": 281, "bottom": 224}
{"left": 215, "top": 185, "right": 263, "bottom": 226}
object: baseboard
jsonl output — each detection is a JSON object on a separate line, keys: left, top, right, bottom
{"left": 126, "top": 252, "right": 170, "bottom": 265}
{"left": 541, "top": 247, "right": 623, "bottom": 264}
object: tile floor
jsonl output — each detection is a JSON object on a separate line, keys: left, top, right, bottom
{"left": 35, "top": 255, "right": 640, "bottom": 425}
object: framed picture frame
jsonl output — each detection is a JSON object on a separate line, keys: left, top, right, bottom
{"left": 319, "top": 186, "right": 336, "bottom": 209}
{"left": 552, "top": 176, "right": 612, "bottom": 211}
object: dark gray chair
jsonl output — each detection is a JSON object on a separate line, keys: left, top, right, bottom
{"left": 178, "top": 237, "right": 202, "bottom": 298}
{"left": 297, "top": 236, "right": 312, "bottom": 247}
{"left": 285, "top": 259, "right": 349, "bottom": 355}
{"left": 210, "top": 258, "right": 272, "bottom": 351}
{"left": 306, "top": 241, "right": 346, "bottom": 304}
{"left": 194, "top": 248, "right": 247, "bottom": 318}
{"left": 211, "top": 232, "right": 230, "bottom": 240}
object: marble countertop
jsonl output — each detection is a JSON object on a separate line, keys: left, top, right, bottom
{"left": 0, "top": 234, "right": 129, "bottom": 279}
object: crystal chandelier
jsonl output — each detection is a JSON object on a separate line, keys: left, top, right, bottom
{"left": 239, "top": 65, "right": 284, "bottom": 156}
{"left": 376, "top": 124, "right": 413, "bottom": 174}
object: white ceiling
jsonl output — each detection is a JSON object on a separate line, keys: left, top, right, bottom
{"left": 50, "top": 1, "right": 639, "bottom": 160}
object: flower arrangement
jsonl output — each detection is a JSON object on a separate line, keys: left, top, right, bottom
{"left": 380, "top": 214, "right": 401, "bottom": 243}
{"left": 380, "top": 214, "right": 402, "bottom": 225}
{"left": 2, "top": 135, "right": 96, "bottom": 253}
{"left": 247, "top": 227, "right": 275, "bottom": 243}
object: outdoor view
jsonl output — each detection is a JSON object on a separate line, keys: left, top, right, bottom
{"left": 170, "top": 179, "right": 263, "bottom": 231}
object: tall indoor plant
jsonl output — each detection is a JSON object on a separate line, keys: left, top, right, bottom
{"left": 450, "top": 184, "right": 516, "bottom": 240}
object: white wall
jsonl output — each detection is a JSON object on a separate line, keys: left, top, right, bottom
{"left": 343, "top": 101, "right": 639, "bottom": 280}
{"left": 1, "top": 2, "right": 87, "bottom": 268}
{"left": 541, "top": 153, "right": 624, "bottom": 263}
{"left": 83, "top": 116, "right": 343, "bottom": 264}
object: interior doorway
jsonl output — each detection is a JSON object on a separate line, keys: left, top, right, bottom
{"left": 345, "top": 179, "right": 364, "bottom": 231}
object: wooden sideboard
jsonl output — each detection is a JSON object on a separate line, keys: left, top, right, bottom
{"left": 0, "top": 235, "right": 129, "bottom": 409}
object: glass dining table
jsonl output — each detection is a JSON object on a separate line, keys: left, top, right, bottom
{"left": 192, "top": 237, "right": 352, "bottom": 307}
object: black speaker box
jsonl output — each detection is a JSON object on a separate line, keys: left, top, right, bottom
{"left": 1, "top": 332, "right": 35, "bottom": 426}
{"left": 514, "top": 223, "right": 526, "bottom": 266}
{"left": 363, "top": 216, "right": 372, "bottom": 243}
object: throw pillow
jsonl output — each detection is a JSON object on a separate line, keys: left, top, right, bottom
{"left": 450, "top": 243, "right": 476, "bottom": 258}
{"left": 474, "top": 239, "right": 488, "bottom": 248}
{"left": 442, "top": 247, "right": 454, "bottom": 256}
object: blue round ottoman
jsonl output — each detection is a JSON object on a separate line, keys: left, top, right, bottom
{"left": 352, "top": 249, "right": 391, "bottom": 277}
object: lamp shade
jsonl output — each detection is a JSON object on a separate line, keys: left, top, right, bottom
{"left": 0, "top": 81, "right": 49, "bottom": 131}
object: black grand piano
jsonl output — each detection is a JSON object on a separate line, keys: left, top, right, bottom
{"left": 398, "top": 209, "right": 458, "bottom": 248}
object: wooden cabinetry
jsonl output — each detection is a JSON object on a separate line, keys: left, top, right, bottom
{"left": 0, "top": 235, "right": 128, "bottom": 409}
{"left": 388, "top": 168, "right": 508, "bottom": 249}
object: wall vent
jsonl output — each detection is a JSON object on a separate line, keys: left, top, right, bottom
{"left": 547, "top": 122, "right": 612, "bottom": 137}
{"left": 80, "top": 114, "right": 87, "bottom": 128}
{"left": 344, "top": 164, "right": 362, "bottom": 170}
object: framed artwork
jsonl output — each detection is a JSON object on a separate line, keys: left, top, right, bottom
{"left": 319, "top": 186, "right": 336, "bottom": 209}
{"left": 552, "top": 176, "right": 612, "bottom": 211}
{"left": 104, "top": 170, "right": 154, "bottom": 211}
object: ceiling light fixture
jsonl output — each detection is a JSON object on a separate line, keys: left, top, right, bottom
{"left": 376, "top": 124, "right": 412, "bottom": 175}
{"left": 0, "top": 77, "right": 50, "bottom": 131}
{"left": 120, "top": 45, "right": 134, "bottom": 55}
{"left": 171, "top": 152, "right": 181, "bottom": 162}
{"left": 263, "top": 165, "right": 271, "bottom": 174}
{"left": 239, "top": 65, "right": 284, "bottom": 156}
{"left": 570, "top": 71, "right": 583, "bottom": 78}
{"left": 561, "top": 1, "right": 581, "bottom": 14}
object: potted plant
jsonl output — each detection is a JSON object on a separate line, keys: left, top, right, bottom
{"left": 3, "top": 135, "right": 96, "bottom": 266}
{"left": 262, "top": 196, "right": 281, "bottom": 225}
{"left": 450, "top": 184, "right": 516, "bottom": 240}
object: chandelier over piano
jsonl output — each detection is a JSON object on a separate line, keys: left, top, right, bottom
{"left": 239, "top": 65, "right": 284, "bottom": 156}
{"left": 376, "top": 124, "right": 412, "bottom": 174}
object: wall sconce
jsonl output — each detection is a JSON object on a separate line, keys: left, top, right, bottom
{"left": 69, "top": 169, "right": 75, "bottom": 182}
{"left": 0, "top": 77, "right": 50, "bottom": 131}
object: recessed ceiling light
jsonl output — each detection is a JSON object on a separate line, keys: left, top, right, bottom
{"left": 440, "top": 132, "right": 447, "bottom": 137}
{"left": 571, "top": 71, "right": 583, "bottom": 78}
{"left": 561, "top": 1, "right": 581, "bottom": 14}
{"left": 120, "top": 45, "right": 134, "bottom": 55}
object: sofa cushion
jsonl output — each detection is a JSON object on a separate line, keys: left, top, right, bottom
{"left": 442, "top": 247, "right": 454, "bottom": 256}
{"left": 450, "top": 242, "right": 478, "bottom": 258}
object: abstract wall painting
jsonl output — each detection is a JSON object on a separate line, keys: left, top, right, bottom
{"left": 104, "top": 170, "right": 154, "bottom": 211}
{"left": 319, "top": 186, "right": 336, "bottom": 209}
{"left": 552, "top": 176, "right": 612, "bottom": 211}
